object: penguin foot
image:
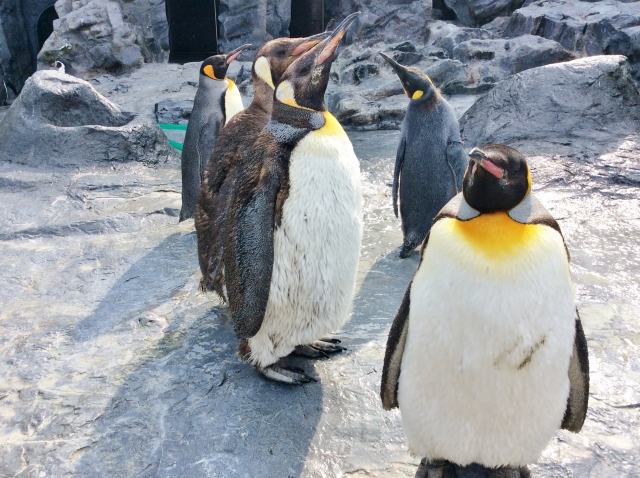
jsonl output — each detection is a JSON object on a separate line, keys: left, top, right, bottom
{"left": 259, "top": 364, "right": 317, "bottom": 385}
{"left": 415, "top": 459, "right": 455, "bottom": 478}
{"left": 415, "top": 460, "right": 531, "bottom": 478}
{"left": 293, "top": 340, "right": 346, "bottom": 359}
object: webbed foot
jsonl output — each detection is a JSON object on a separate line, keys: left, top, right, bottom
{"left": 415, "top": 459, "right": 455, "bottom": 478}
{"left": 259, "top": 363, "right": 317, "bottom": 385}
{"left": 415, "top": 460, "right": 531, "bottom": 478}
{"left": 293, "top": 338, "right": 346, "bottom": 359}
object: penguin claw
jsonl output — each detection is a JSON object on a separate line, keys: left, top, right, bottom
{"left": 293, "top": 344, "right": 329, "bottom": 358}
{"left": 319, "top": 336, "right": 342, "bottom": 344}
{"left": 293, "top": 340, "right": 346, "bottom": 359}
{"left": 259, "top": 364, "right": 317, "bottom": 385}
{"left": 311, "top": 340, "right": 346, "bottom": 353}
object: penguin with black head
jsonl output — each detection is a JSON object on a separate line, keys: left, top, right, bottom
{"left": 379, "top": 53, "right": 467, "bottom": 258}
{"left": 195, "top": 31, "right": 330, "bottom": 296}
{"left": 179, "top": 44, "right": 250, "bottom": 221}
{"left": 381, "top": 144, "right": 589, "bottom": 477}
{"left": 220, "top": 13, "right": 362, "bottom": 385}
{"left": 53, "top": 58, "right": 78, "bottom": 77}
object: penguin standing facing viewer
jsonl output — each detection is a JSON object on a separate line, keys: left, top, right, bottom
{"left": 195, "top": 32, "right": 330, "bottom": 295}
{"left": 179, "top": 44, "right": 250, "bottom": 221}
{"left": 379, "top": 53, "right": 467, "bottom": 258}
{"left": 221, "top": 14, "right": 362, "bottom": 384}
{"left": 381, "top": 145, "right": 589, "bottom": 477}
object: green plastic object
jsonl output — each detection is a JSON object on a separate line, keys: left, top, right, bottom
{"left": 159, "top": 123, "right": 188, "bottom": 130}
{"left": 158, "top": 123, "right": 186, "bottom": 150}
{"left": 168, "top": 139, "right": 183, "bottom": 151}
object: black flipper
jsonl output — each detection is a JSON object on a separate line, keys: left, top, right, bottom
{"left": 393, "top": 136, "right": 406, "bottom": 218}
{"left": 381, "top": 281, "right": 412, "bottom": 410}
{"left": 445, "top": 139, "right": 466, "bottom": 193}
{"left": 561, "top": 312, "right": 589, "bottom": 432}
{"left": 227, "top": 171, "right": 280, "bottom": 340}
{"left": 197, "top": 119, "right": 221, "bottom": 180}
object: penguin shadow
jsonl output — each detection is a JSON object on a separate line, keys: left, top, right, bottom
{"left": 66, "top": 232, "right": 321, "bottom": 476}
{"left": 70, "top": 232, "right": 196, "bottom": 343}
{"left": 342, "top": 248, "right": 420, "bottom": 348}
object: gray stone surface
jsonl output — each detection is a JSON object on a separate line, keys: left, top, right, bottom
{"left": 504, "top": 0, "right": 640, "bottom": 54}
{"left": 0, "top": 70, "right": 174, "bottom": 167}
{"left": 0, "top": 106, "right": 639, "bottom": 476}
{"left": 332, "top": 0, "right": 431, "bottom": 45}
{"left": 460, "top": 55, "right": 640, "bottom": 151}
{"left": 443, "top": 0, "right": 524, "bottom": 27}
{"left": 37, "top": 0, "right": 147, "bottom": 76}
{"left": 503, "top": 0, "right": 640, "bottom": 84}
{"left": 0, "top": 0, "right": 33, "bottom": 91}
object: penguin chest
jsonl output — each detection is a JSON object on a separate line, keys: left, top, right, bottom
{"left": 398, "top": 215, "right": 576, "bottom": 466}
{"left": 224, "top": 80, "right": 244, "bottom": 124}
{"left": 264, "top": 123, "right": 363, "bottom": 343}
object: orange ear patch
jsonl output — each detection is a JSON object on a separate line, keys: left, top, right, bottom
{"left": 203, "top": 64, "right": 217, "bottom": 80}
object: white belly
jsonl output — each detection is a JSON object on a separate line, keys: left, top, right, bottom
{"left": 224, "top": 80, "right": 243, "bottom": 124}
{"left": 398, "top": 220, "right": 576, "bottom": 467}
{"left": 247, "top": 125, "right": 363, "bottom": 367}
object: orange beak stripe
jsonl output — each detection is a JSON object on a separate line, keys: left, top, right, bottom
{"left": 291, "top": 39, "right": 320, "bottom": 56}
{"left": 317, "top": 32, "right": 344, "bottom": 65}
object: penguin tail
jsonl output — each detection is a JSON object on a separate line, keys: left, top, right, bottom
{"left": 399, "top": 232, "right": 422, "bottom": 259}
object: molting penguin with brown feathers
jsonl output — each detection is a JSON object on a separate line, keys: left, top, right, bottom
{"left": 220, "top": 13, "right": 362, "bottom": 385}
{"left": 179, "top": 44, "right": 250, "bottom": 221}
{"left": 381, "top": 144, "right": 589, "bottom": 477}
{"left": 195, "top": 32, "right": 330, "bottom": 297}
{"left": 379, "top": 52, "right": 467, "bottom": 258}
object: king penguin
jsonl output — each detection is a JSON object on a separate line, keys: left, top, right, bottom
{"left": 381, "top": 144, "right": 589, "bottom": 477}
{"left": 379, "top": 53, "right": 467, "bottom": 258}
{"left": 195, "top": 32, "right": 330, "bottom": 296}
{"left": 220, "top": 13, "right": 362, "bottom": 385}
{"left": 179, "top": 44, "right": 250, "bottom": 221}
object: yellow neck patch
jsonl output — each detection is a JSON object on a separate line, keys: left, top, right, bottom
{"left": 412, "top": 90, "right": 424, "bottom": 100}
{"left": 226, "top": 78, "right": 236, "bottom": 92}
{"left": 203, "top": 65, "right": 219, "bottom": 80}
{"left": 254, "top": 56, "right": 274, "bottom": 89}
{"left": 450, "top": 213, "right": 542, "bottom": 258}
{"left": 317, "top": 111, "right": 346, "bottom": 137}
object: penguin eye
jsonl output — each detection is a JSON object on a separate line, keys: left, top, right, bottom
{"left": 277, "top": 49, "right": 286, "bottom": 57}
{"left": 299, "top": 65, "right": 311, "bottom": 76}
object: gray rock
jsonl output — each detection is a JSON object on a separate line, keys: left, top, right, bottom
{"left": 0, "top": 0, "right": 33, "bottom": 91}
{"left": 0, "top": 70, "right": 174, "bottom": 167}
{"left": 460, "top": 55, "right": 640, "bottom": 149}
{"left": 332, "top": 1, "right": 431, "bottom": 44}
{"left": 503, "top": 0, "right": 640, "bottom": 57}
{"left": 452, "top": 35, "right": 575, "bottom": 74}
{"left": 431, "top": 25, "right": 496, "bottom": 56}
{"left": 155, "top": 98, "right": 193, "bottom": 124}
{"left": 266, "top": 0, "right": 290, "bottom": 39}
{"left": 443, "top": 0, "right": 525, "bottom": 27}
{"left": 38, "top": 0, "right": 146, "bottom": 75}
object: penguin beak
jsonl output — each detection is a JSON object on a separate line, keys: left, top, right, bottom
{"left": 378, "top": 52, "right": 430, "bottom": 99}
{"left": 469, "top": 148, "right": 504, "bottom": 179}
{"left": 316, "top": 12, "right": 360, "bottom": 65}
{"left": 225, "top": 44, "right": 251, "bottom": 64}
{"left": 291, "top": 31, "right": 333, "bottom": 56}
